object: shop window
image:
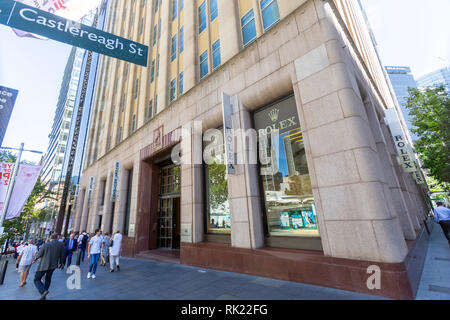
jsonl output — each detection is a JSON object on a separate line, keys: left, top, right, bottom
{"left": 254, "top": 96, "right": 319, "bottom": 239}
{"left": 241, "top": 9, "right": 257, "bottom": 46}
{"left": 260, "top": 0, "right": 280, "bottom": 31}
{"left": 123, "top": 168, "right": 133, "bottom": 236}
{"left": 203, "top": 129, "right": 231, "bottom": 235}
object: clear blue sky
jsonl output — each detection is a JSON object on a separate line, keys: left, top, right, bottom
{"left": 1, "top": 0, "right": 449, "bottom": 164}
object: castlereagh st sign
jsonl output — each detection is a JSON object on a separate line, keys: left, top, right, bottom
{"left": 0, "top": 0, "right": 148, "bottom": 66}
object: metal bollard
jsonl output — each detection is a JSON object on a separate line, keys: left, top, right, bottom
{"left": 0, "top": 259, "right": 8, "bottom": 285}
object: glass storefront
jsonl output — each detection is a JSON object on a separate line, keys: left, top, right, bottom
{"left": 254, "top": 95, "right": 319, "bottom": 238}
{"left": 203, "top": 129, "right": 231, "bottom": 234}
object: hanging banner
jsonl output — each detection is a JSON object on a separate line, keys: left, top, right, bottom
{"left": 0, "top": 162, "right": 15, "bottom": 213}
{"left": 384, "top": 108, "right": 416, "bottom": 173}
{"left": 221, "top": 92, "right": 236, "bottom": 175}
{"left": 87, "top": 176, "right": 94, "bottom": 205}
{"left": 5, "top": 164, "right": 41, "bottom": 220}
{"left": 0, "top": 0, "right": 148, "bottom": 66}
{"left": 111, "top": 160, "right": 120, "bottom": 202}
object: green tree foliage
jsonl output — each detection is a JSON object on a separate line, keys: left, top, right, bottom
{"left": 0, "top": 151, "right": 16, "bottom": 163}
{"left": 207, "top": 163, "right": 228, "bottom": 210}
{"left": 406, "top": 84, "right": 450, "bottom": 191}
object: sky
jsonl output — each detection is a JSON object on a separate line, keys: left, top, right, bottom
{"left": 1, "top": 0, "right": 450, "bottom": 164}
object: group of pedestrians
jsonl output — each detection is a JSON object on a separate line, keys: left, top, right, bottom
{"left": 11, "top": 229, "right": 123, "bottom": 300}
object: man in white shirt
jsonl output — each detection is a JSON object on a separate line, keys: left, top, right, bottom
{"left": 109, "top": 231, "right": 122, "bottom": 273}
{"left": 17, "top": 239, "right": 38, "bottom": 287}
{"left": 16, "top": 241, "right": 25, "bottom": 271}
{"left": 87, "top": 229, "right": 104, "bottom": 279}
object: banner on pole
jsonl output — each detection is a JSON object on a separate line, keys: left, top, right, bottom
{"left": 5, "top": 164, "right": 41, "bottom": 220}
{"left": 0, "top": 162, "right": 15, "bottom": 213}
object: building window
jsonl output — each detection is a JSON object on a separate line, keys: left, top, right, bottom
{"left": 254, "top": 95, "right": 319, "bottom": 239}
{"left": 178, "top": 72, "right": 184, "bottom": 95}
{"left": 241, "top": 9, "right": 257, "bottom": 46}
{"left": 260, "top": 0, "right": 280, "bottom": 31}
{"left": 157, "top": 54, "right": 160, "bottom": 77}
{"left": 159, "top": 18, "right": 162, "bottom": 38}
{"left": 212, "top": 39, "right": 221, "bottom": 69}
{"left": 210, "top": 0, "right": 218, "bottom": 21}
{"left": 152, "top": 24, "right": 157, "bottom": 46}
{"left": 151, "top": 59, "right": 155, "bottom": 82}
{"left": 179, "top": 26, "right": 184, "bottom": 53}
{"left": 172, "top": 0, "right": 177, "bottom": 20}
{"left": 203, "top": 129, "right": 230, "bottom": 234}
{"left": 200, "top": 50, "right": 208, "bottom": 79}
{"left": 180, "top": 0, "right": 184, "bottom": 11}
{"left": 199, "top": 1, "right": 207, "bottom": 33}
{"left": 131, "top": 114, "right": 136, "bottom": 132}
{"left": 155, "top": 95, "right": 158, "bottom": 114}
{"left": 147, "top": 99, "right": 153, "bottom": 119}
{"left": 171, "top": 35, "right": 177, "bottom": 62}
{"left": 169, "top": 78, "right": 176, "bottom": 102}
{"left": 134, "top": 78, "right": 140, "bottom": 99}
{"left": 139, "top": 17, "right": 144, "bottom": 35}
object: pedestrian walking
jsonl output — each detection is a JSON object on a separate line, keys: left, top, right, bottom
{"left": 109, "top": 230, "right": 122, "bottom": 272}
{"left": 78, "top": 231, "right": 89, "bottom": 262}
{"left": 16, "top": 241, "right": 25, "bottom": 271}
{"left": 434, "top": 201, "right": 450, "bottom": 246}
{"left": 36, "top": 238, "right": 44, "bottom": 251}
{"left": 64, "top": 233, "right": 78, "bottom": 267}
{"left": 32, "top": 234, "right": 65, "bottom": 300}
{"left": 87, "top": 229, "right": 103, "bottom": 279}
{"left": 100, "top": 232, "right": 111, "bottom": 267}
{"left": 17, "top": 239, "right": 38, "bottom": 287}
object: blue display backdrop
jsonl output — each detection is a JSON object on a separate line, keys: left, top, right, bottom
{"left": 0, "top": 0, "right": 148, "bottom": 66}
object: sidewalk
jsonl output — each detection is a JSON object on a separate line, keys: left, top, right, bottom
{"left": 0, "top": 254, "right": 383, "bottom": 300}
{"left": 416, "top": 222, "right": 450, "bottom": 299}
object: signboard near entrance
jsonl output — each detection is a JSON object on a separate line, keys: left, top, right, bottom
{"left": 111, "top": 161, "right": 120, "bottom": 202}
{"left": 0, "top": 0, "right": 148, "bottom": 66}
{"left": 221, "top": 92, "right": 235, "bottom": 175}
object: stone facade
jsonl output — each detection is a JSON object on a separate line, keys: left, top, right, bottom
{"left": 73, "top": 0, "right": 431, "bottom": 298}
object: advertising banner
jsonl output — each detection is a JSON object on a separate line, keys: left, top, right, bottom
{"left": 0, "top": 86, "right": 19, "bottom": 145}
{"left": 0, "top": 0, "right": 148, "bottom": 66}
{"left": 111, "top": 161, "right": 120, "bottom": 202}
{"left": 0, "top": 162, "right": 15, "bottom": 213}
{"left": 5, "top": 164, "right": 41, "bottom": 220}
{"left": 221, "top": 93, "right": 235, "bottom": 175}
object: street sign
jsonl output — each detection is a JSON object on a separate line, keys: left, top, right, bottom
{"left": 221, "top": 93, "right": 235, "bottom": 175}
{"left": 0, "top": 0, "right": 148, "bottom": 66}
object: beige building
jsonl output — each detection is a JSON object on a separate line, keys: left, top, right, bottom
{"left": 74, "top": 0, "right": 431, "bottom": 299}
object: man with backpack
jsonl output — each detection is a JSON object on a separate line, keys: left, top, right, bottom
{"left": 78, "top": 231, "right": 89, "bottom": 262}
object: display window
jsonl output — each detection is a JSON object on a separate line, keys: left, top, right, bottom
{"left": 203, "top": 129, "right": 231, "bottom": 234}
{"left": 254, "top": 95, "right": 319, "bottom": 238}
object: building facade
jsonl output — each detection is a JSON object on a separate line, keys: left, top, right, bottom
{"left": 74, "top": 0, "right": 431, "bottom": 299}
{"left": 385, "top": 66, "right": 418, "bottom": 141}
{"left": 417, "top": 66, "right": 450, "bottom": 90}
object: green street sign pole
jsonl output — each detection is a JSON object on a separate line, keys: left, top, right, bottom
{"left": 0, "top": 0, "right": 148, "bottom": 66}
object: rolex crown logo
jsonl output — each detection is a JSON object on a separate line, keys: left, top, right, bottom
{"left": 269, "top": 108, "right": 280, "bottom": 122}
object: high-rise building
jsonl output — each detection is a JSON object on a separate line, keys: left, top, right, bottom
{"left": 39, "top": 11, "right": 97, "bottom": 232}
{"left": 417, "top": 66, "right": 450, "bottom": 90}
{"left": 385, "top": 66, "right": 418, "bottom": 141}
{"left": 74, "top": 0, "right": 430, "bottom": 299}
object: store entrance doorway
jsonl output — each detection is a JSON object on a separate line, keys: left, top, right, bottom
{"left": 157, "top": 165, "right": 181, "bottom": 250}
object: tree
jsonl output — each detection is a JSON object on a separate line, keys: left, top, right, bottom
{"left": 0, "top": 150, "right": 16, "bottom": 163}
{"left": 406, "top": 84, "right": 450, "bottom": 192}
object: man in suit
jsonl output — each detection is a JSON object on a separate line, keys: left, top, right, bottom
{"left": 64, "top": 233, "right": 78, "bottom": 267}
{"left": 32, "top": 233, "right": 65, "bottom": 300}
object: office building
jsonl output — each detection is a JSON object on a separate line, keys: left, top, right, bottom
{"left": 417, "top": 66, "right": 450, "bottom": 90}
{"left": 74, "top": 0, "right": 431, "bottom": 299}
